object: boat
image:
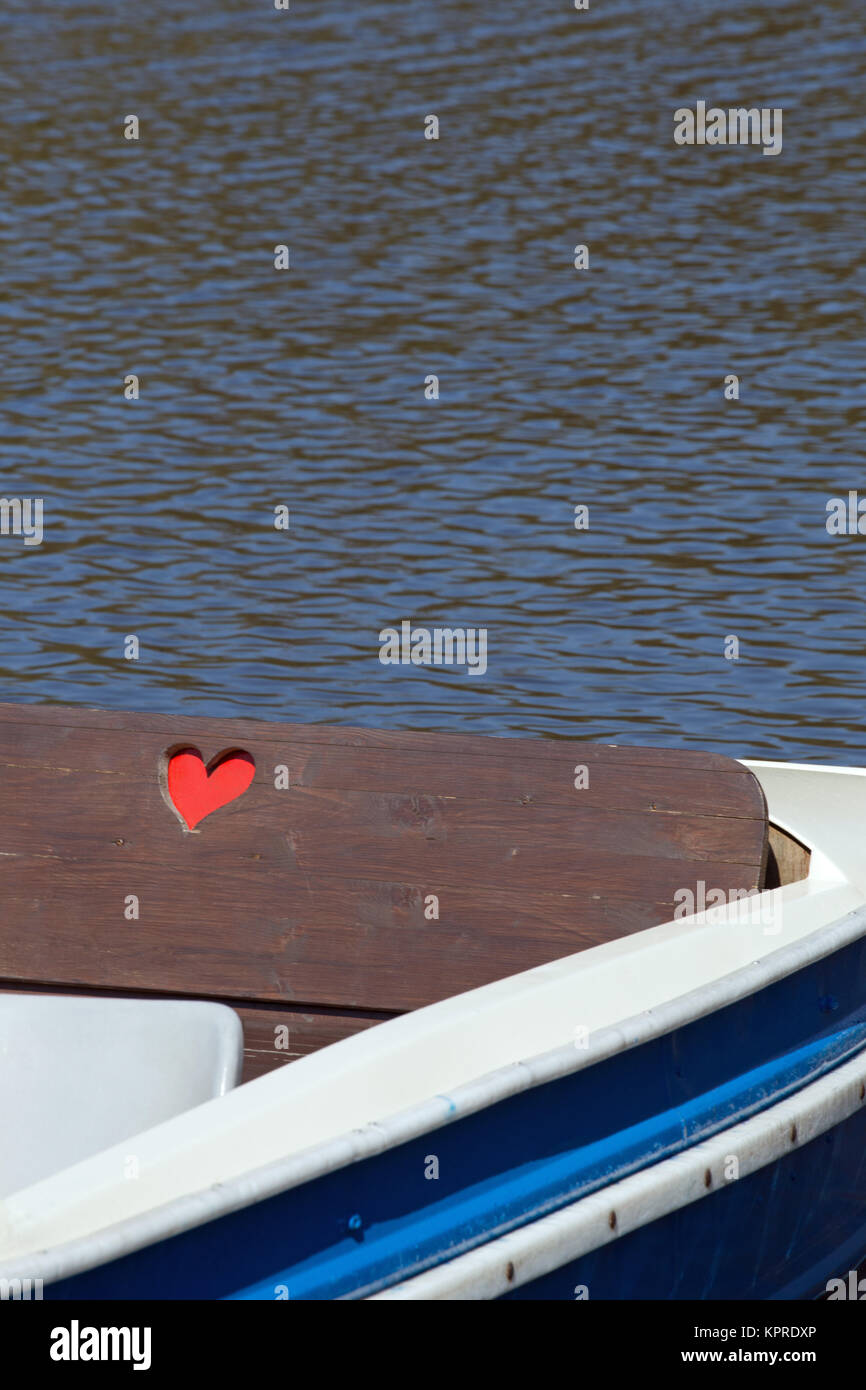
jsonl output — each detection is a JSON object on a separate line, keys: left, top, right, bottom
{"left": 0, "top": 700, "right": 864, "bottom": 1300}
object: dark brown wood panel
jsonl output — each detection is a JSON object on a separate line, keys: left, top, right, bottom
{"left": 0, "top": 860, "right": 765, "bottom": 1010}
{"left": 0, "top": 702, "right": 749, "bottom": 773}
{"left": 0, "top": 724, "right": 760, "bottom": 818}
{"left": 233, "top": 1005, "right": 384, "bottom": 1082}
{"left": 0, "top": 703, "right": 768, "bottom": 1019}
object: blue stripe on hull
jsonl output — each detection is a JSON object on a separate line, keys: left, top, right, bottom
{"left": 501, "top": 1103, "right": 866, "bottom": 1300}
{"left": 45, "top": 932, "right": 866, "bottom": 1300}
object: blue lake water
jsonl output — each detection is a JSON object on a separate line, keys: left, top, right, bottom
{"left": 1, "top": 0, "right": 864, "bottom": 761}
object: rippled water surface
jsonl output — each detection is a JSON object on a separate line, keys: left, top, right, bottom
{"left": 1, "top": 0, "right": 864, "bottom": 761}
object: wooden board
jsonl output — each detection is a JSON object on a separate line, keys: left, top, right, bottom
{"left": 0, "top": 703, "right": 768, "bottom": 1080}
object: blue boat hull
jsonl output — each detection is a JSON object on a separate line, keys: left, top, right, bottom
{"left": 502, "top": 1104, "right": 866, "bottom": 1299}
{"left": 43, "top": 930, "right": 866, "bottom": 1300}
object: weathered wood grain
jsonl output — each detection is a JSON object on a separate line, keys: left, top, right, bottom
{"left": 0, "top": 703, "right": 768, "bottom": 1062}
{"left": 232, "top": 1005, "right": 384, "bottom": 1081}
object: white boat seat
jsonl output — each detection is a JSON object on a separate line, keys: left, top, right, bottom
{"left": 0, "top": 994, "right": 243, "bottom": 1198}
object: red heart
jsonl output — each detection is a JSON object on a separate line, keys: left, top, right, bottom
{"left": 167, "top": 748, "right": 255, "bottom": 830}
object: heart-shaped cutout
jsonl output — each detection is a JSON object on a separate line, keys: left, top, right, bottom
{"left": 166, "top": 747, "right": 256, "bottom": 830}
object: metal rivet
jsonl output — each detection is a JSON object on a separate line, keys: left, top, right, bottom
{"left": 347, "top": 1213, "right": 362, "bottom": 1231}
